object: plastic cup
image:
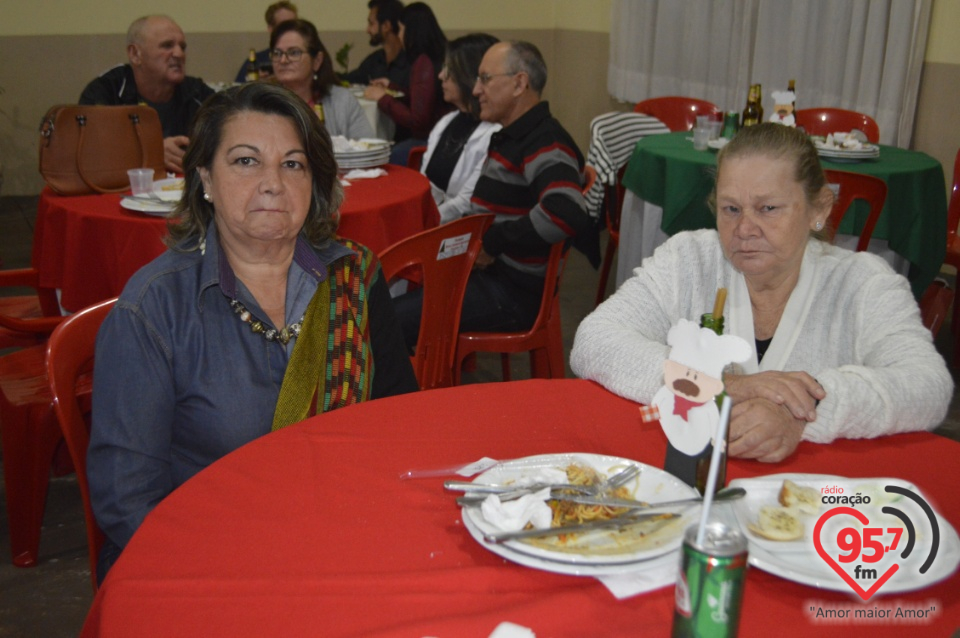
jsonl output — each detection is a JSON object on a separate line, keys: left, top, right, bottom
{"left": 709, "top": 121, "right": 722, "bottom": 141}
{"left": 127, "top": 168, "right": 155, "bottom": 196}
{"left": 696, "top": 115, "right": 712, "bottom": 130}
{"left": 693, "top": 127, "right": 711, "bottom": 151}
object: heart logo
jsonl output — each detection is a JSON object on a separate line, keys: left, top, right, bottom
{"left": 813, "top": 507, "right": 899, "bottom": 601}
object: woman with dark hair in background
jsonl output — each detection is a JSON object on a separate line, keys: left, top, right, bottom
{"left": 420, "top": 33, "right": 500, "bottom": 223}
{"left": 364, "top": 2, "right": 449, "bottom": 164}
{"left": 271, "top": 18, "right": 373, "bottom": 139}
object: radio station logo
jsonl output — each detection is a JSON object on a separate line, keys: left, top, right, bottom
{"left": 813, "top": 485, "right": 940, "bottom": 601}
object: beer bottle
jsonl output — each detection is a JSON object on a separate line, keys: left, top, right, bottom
{"left": 740, "top": 85, "right": 760, "bottom": 128}
{"left": 755, "top": 83, "right": 764, "bottom": 122}
{"left": 694, "top": 312, "right": 728, "bottom": 495}
{"left": 245, "top": 49, "right": 259, "bottom": 83}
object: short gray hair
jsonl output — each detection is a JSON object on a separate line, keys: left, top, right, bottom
{"left": 506, "top": 41, "right": 547, "bottom": 94}
{"left": 126, "top": 15, "right": 176, "bottom": 46}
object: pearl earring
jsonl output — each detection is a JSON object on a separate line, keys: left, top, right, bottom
{"left": 203, "top": 192, "right": 212, "bottom": 202}
{"left": 815, "top": 221, "right": 823, "bottom": 231}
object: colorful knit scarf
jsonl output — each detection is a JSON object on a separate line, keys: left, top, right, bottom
{"left": 272, "top": 241, "right": 377, "bottom": 431}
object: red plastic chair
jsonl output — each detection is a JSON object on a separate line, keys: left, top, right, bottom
{"left": 407, "top": 145, "right": 428, "bottom": 171}
{"left": 0, "top": 267, "right": 64, "bottom": 349}
{"left": 582, "top": 164, "right": 598, "bottom": 195}
{"left": 454, "top": 239, "right": 569, "bottom": 382}
{"left": 795, "top": 108, "right": 880, "bottom": 143}
{"left": 0, "top": 343, "right": 62, "bottom": 566}
{"left": 823, "top": 169, "right": 888, "bottom": 252}
{"left": 380, "top": 214, "right": 494, "bottom": 390}
{"left": 918, "top": 279, "right": 953, "bottom": 339}
{"left": 943, "top": 149, "right": 960, "bottom": 363}
{"left": 633, "top": 97, "right": 720, "bottom": 132}
{"left": 595, "top": 165, "right": 627, "bottom": 306}
{"left": 47, "top": 297, "right": 116, "bottom": 591}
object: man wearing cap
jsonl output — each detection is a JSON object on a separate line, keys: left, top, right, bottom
{"left": 79, "top": 15, "right": 215, "bottom": 173}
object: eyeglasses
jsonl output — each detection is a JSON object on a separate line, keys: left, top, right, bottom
{"left": 475, "top": 72, "right": 519, "bottom": 86}
{"left": 269, "top": 48, "right": 306, "bottom": 62}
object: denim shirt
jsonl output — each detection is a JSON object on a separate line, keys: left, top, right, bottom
{"left": 89, "top": 223, "right": 355, "bottom": 550}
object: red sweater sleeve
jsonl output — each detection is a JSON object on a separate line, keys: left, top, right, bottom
{"left": 377, "top": 54, "right": 438, "bottom": 139}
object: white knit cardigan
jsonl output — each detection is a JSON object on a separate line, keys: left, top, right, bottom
{"left": 570, "top": 229, "right": 952, "bottom": 443}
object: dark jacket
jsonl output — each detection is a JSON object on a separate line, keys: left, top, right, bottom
{"left": 79, "top": 64, "right": 215, "bottom": 137}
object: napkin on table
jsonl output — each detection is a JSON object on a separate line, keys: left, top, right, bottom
{"left": 480, "top": 488, "right": 553, "bottom": 532}
{"left": 343, "top": 168, "right": 388, "bottom": 181}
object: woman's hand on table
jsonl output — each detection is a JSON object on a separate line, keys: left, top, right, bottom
{"left": 163, "top": 136, "right": 190, "bottom": 173}
{"left": 723, "top": 371, "right": 824, "bottom": 422}
{"left": 368, "top": 77, "right": 390, "bottom": 88}
{"left": 728, "top": 397, "right": 806, "bottom": 462}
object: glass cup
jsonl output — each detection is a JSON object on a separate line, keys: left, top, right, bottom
{"left": 127, "top": 168, "right": 155, "bottom": 196}
{"left": 693, "top": 127, "right": 711, "bottom": 151}
{"left": 696, "top": 115, "right": 713, "bottom": 130}
{"left": 708, "top": 121, "right": 722, "bottom": 141}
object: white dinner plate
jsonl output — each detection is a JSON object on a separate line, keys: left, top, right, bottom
{"left": 730, "top": 473, "right": 960, "bottom": 593}
{"left": 462, "top": 511, "right": 682, "bottom": 576}
{"left": 461, "top": 453, "right": 699, "bottom": 568}
{"left": 153, "top": 177, "right": 185, "bottom": 202}
{"left": 119, "top": 197, "right": 175, "bottom": 216}
{"left": 707, "top": 138, "right": 729, "bottom": 150}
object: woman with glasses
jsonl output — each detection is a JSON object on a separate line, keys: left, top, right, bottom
{"left": 270, "top": 19, "right": 373, "bottom": 139}
{"left": 364, "top": 2, "right": 449, "bottom": 165}
{"left": 419, "top": 33, "right": 500, "bottom": 223}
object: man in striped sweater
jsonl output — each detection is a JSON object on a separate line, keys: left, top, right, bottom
{"left": 395, "top": 40, "right": 592, "bottom": 348}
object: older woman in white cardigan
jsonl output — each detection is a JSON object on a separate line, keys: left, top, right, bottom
{"left": 419, "top": 33, "right": 500, "bottom": 223}
{"left": 571, "top": 123, "right": 951, "bottom": 463}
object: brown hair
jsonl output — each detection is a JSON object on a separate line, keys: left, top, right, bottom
{"left": 270, "top": 19, "right": 338, "bottom": 100}
{"left": 265, "top": 1, "right": 298, "bottom": 27}
{"left": 166, "top": 82, "right": 342, "bottom": 249}
{"left": 710, "top": 122, "right": 833, "bottom": 239}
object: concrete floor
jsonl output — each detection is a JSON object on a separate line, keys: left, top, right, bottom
{"left": 1, "top": 194, "right": 959, "bottom": 636}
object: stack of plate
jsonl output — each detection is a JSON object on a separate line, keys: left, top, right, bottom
{"left": 460, "top": 453, "right": 698, "bottom": 576}
{"left": 333, "top": 137, "right": 391, "bottom": 170}
{"left": 815, "top": 144, "right": 880, "bottom": 162}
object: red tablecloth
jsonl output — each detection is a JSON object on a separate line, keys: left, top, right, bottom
{"left": 81, "top": 379, "right": 959, "bottom": 637}
{"left": 32, "top": 165, "right": 439, "bottom": 312}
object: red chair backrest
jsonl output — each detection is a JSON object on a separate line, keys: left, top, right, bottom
{"left": 582, "top": 164, "right": 598, "bottom": 194}
{"left": 633, "top": 97, "right": 721, "bottom": 132}
{"left": 823, "top": 169, "right": 888, "bottom": 252}
{"left": 46, "top": 297, "right": 116, "bottom": 591}
{"left": 407, "top": 145, "right": 428, "bottom": 171}
{"left": 795, "top": 108, "right": 880, "bottom": 143}
{"left": 948, "top": 147, "right": 960, "bottom": 240}
{"left": 379, "top": 214, "right": 494, "bottom": 389}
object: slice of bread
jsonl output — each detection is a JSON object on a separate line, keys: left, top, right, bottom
{"left": 747, "top": 505, "right": 804, "bottom": 541}
{"left": 778, "top": 479, "right": 820, "bottom": 515}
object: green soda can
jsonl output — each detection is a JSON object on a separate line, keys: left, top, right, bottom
{"left": 672, "top": 522, "right": 748, "bottom": 637}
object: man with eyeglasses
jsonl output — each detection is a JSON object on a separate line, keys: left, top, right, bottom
{"left": 394, "top": 40, "right": 594, "bottom": 348}
{"left": 340, "top": 0, "right": 410, "bottom": 88}
{"left": 79, "top": 15, "right": 215, "bottom": 173}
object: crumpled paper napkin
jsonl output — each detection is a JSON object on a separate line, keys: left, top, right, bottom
{"left": 480, "top": 488, "right": 553, "bottom": 532}
{"left": 342, "top": 168, "right": 388, "bottom": 181}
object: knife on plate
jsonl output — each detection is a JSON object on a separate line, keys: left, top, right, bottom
{"left": 483, "top": 512, "right": 679, "bottom": 543}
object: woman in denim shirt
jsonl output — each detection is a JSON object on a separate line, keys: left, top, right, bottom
{"left": 88, "top": 82, "right": 417, "bottom": 584}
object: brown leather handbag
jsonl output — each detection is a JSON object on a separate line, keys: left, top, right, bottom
{"left": 38, "top": 104, "right": 166, "bottom": 195}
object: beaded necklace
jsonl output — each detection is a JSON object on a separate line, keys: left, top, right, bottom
{"left": 229, "top": 299, "right": 304, "bottom": 345}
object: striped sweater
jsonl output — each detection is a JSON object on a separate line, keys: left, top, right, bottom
{"left": 470, "top": 101, "right": 593, "bottom": 277}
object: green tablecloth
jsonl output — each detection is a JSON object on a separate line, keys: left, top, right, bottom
{"left": 621, "top": 131, "right": 948, "bottom": 298}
